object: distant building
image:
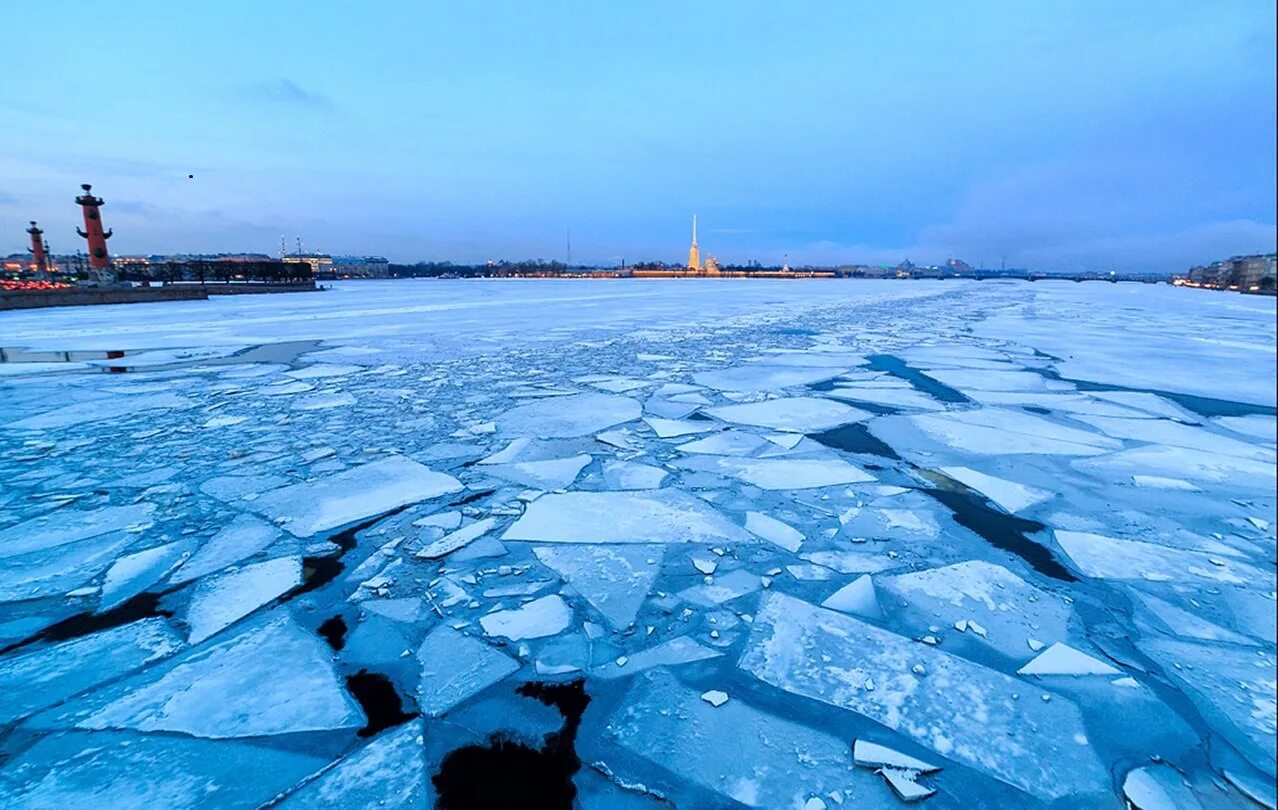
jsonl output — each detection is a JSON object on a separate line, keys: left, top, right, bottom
{"left": 282, "top": 252, "right": 333, "bottom": 277}
{"left": 330, "top": 255, "right": 390, "bottom": 278}
{"left": 1185, "top": 253, "right": 1276, "bottom": 293}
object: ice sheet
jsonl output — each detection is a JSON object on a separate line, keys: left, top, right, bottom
{"left": 249, "top": 456, "right": 463, "bottom": 537}
{"left": 738, "top": 592, "right": 1110, "bottom": 802}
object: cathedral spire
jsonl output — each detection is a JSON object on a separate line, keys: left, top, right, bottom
{"left": 687, "top": 214, "right": 701, "bottom": 271}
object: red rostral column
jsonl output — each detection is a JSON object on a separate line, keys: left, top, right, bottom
{"left": 26, "top": 221, "right": 47, "bottom": 274}
{"left": 75, "top": 183, "right": 113, "bottom": 269}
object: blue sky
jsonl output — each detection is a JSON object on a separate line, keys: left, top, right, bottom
{"left": 2, "top": 1, "right": 1274, "bottom": 271}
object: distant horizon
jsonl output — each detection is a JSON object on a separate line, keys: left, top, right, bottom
{"left": 4, "top": 2, "right": 1275, "bottom": 272}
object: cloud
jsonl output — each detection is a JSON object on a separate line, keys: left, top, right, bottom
{"left": 239, "top": 79, "right": 333, "bottom": 110}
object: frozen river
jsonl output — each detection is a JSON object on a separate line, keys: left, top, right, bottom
{"left": 0, "top": 279, "right": 1274, "bottom": 807}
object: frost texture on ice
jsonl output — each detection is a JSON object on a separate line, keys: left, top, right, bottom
{"left": 605, "top": 669, "right": 892, "bottom": 808}
{"left": 416, "top": 625, "right": 519, "bottom": 717}
{"left": 533, "top": 545, "right": 662, "bottom": 630}
{"left": 249, "top": 456, "right": 463, "bottom": 537}
{"left": 879, "top": 561, "right": 1073, "bottom": 659}
{"left": 0, "top": 618, "right": 184, "bottom": 725}
{"left": 278, "top": 720, "right": 426, "bottom": 808}
{"left": 0, "top": 732, "right": 328, "bottom": 810}
{"left": 0, "top": 503, "right": 154, "bottom": 560}
{"left": 1136, "top": 636, "right": 1277, "bottom": 777}
{"left": 503, "top": 489, "right": 751, "bottom": 544}
{"left": 738, "top": 592, "right": 1109, "bottom": 802}
{"left": 37, "top": 614, "right": 364, "bottom": 739}
{"left": 497, "top": 392, "right": 640, "bottom": 438}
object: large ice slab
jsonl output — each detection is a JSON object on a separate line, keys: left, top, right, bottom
{"left": 181, "top": 556, "right": 302, "bottom": 643}
{"left": 706, "top": 396, "right": 870, "bottom": 432}
{"left": 693, "top": 364, "right": 842, "bottom": 392}
{"left": 910, "top": 409, "right": 1119, "bottom": 455}
{"left": 738, "top": 592, "right": 1110, "bottom": 802}
{"left": 170, "top": 513, "right": 282, "bottom": 585}
{"left": 416, "top": 625, "right": 519, "bottom": 717}
{"left": 503, "top": 489, "right": 751, "bottom": 544}
{"left": 0, "top": 531, "right": 136, "bottom": 604}
{"left": 479, "top": 594, "right": 573, "bottom": 640}
{"left": 879, "top": 561, "right": 1074, "bottom": 659}
{"left": 482, "top": 454, "right": 591, "bottom": 490}
{"left": 33, "top": 614, "right": 364, "bottom": 738}
{"left": 497, "top": 392, "right": 640, "bottom": 438}
{"left": 605, "top": 668, "right": 892, "bottom": 808}
{"left": 249, "top": 456, "right": 462, "bottom": 537}
{"left": 0, "top": 618, "right": 184, "bottom": 725}
{"left": 278, "top": 720, "right": 426, "bottom": 808}
{"left": 1055, "top": 530, "right": 1272, "bottom": 586}
{"left": 938, "top": 466, "right": 1051, "bottom": 513}
{"left": 99, "top": 540, "right": 192, "bottom": 612}
{"left": 0, "top": 503, "right": 154, "bottom": 560}
{"left": 8, "top": 392, "right": 193, "bottom": 430}
{"left": 1136, "top": 636, "right": 1277, "bottom": 777}
{"left": 591, "top": 635, "right": 722, "bottom": 679}
{"left": 0, "top": 732, "right": 329, "bottom": 809}
{"left": 533, "top": 545, "right": 662, "bottom": 630}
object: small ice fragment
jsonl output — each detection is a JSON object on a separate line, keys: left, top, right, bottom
{"left": 745, "top": 511, "right": 804, "bottom": 552}
{"left": 1017, "top": 642, "right": 1121, "bottom": 676}
{"left": 692, "top": 556, "right": 718, "bottom": 575}
{"left": 821, "top": 574, "right": 880, "bottom": 618}
{"left": 878, "top": 768, "right": 935, "bottom": 802}
{"left": 852, "top": 740, "right": 940, "bottom": 773}
{"left": 417, "top": 518, "right": 497, "bottom": 559}
{"left": 479, "top": 594, "right": 572, "bottom": 640}
{"left": 700, "top": 690, "right": 729, "bottom": 707}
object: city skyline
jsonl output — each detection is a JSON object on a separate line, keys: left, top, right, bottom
{"left": 3, "top": 2, "right": 1275, "bottom": 271}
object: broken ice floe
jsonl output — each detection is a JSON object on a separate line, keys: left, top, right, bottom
{"left": 479, "top": 593, "right": 573, "bottom": 640}
{"left": 248, "top": 456, "right": 462, "bottom": 537}
{"left": 706, "top": 396, "right": 870, "bottom": 432}
{"left": 416, "top": 625, "right": 519, "bottom": 717}
{"left": 503, "top": 489, "right": 750, "bottom": 544}
{"left": 0, "top": 731, "right": 328, "bottom": 809}
{"left": 605, "top": 668, "right": 891, "bottom": 808}
{"left": 1016, "top": 642, "right": 1120, "bottom": 676}
{"left": 533, "top": 545, "right": 662, "bottom": 630}
{"left": 30, "top": 614, "right": 364, "bottom": 738}
{"left": 0, "top": 618, "right": 184, "bottom": 726}
{"left": 278, "top": 720, "right": 426, "bottom": 808}
{"left": 497, "top": 392, "right": 640, "bottom": 438}
{"left": 738, "top": 592, "right": 1109, "bottom": 802}
{"left": 179, "top": 555, "right": 302, "bottom": 643}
